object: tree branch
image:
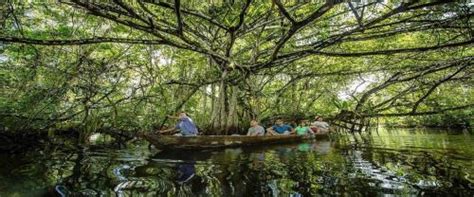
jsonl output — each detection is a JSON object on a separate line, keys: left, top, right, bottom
{"left": 174, "top": 0, "right": 183, "bottom": 34}
{"left": 363, "top": 104, "right": 474, "bottom": 117}
{"left": 142, "top": 0, "right": 229, "bottom": 31}
{"left": 273, "top": 0, "right": 295, "bottom": 24}
{"left": 348, "top": 2, "right": 364, "bottom": 28}
{"left": 0, "top": 36, "right": 169, "bottom": 45}
{"left": 411, "top": 64, "right": 469, "bottom": 113}
{"left": 311, "top": 39, "right": 474, "bottom": 57}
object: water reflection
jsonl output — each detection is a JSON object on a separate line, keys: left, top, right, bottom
{"left": 0, "top": 129, "right": 473, "bottom": 196}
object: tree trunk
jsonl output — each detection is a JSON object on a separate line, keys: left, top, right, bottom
{"left": 207, "top": 70, "right": 245, "bottom": 134}
{"left": 226, "top": 85, "right": 239, "bottom": 134}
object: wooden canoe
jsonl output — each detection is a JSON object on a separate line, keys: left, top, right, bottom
{"left": 143, "top": 133, "right": 329, "bottom": 149}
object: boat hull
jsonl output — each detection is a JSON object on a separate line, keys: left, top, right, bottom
{"left": 143, "top": 134, "right": 329, "bottom": 149}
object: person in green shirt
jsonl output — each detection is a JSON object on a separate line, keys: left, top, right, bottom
{"left": 295, "top": 120, "right": 314, "bottom": 136}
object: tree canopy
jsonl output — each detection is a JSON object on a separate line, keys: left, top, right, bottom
{"left": 0, "top": 0, "right": 473, "bottom": 137}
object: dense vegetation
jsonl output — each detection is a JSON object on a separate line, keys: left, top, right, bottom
{"left": 0, "top": 1, "right": 473, "bottom": 141}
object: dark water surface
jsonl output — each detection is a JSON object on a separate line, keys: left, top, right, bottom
{"left": 0, "top": 129, "right": 473, "bottom": 196}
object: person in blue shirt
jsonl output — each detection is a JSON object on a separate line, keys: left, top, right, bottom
{"left": 266, "top": 119, "right": 294, "bottom": 136}
{"left": 159, "top": 112, "right": 199, "bottom": 136}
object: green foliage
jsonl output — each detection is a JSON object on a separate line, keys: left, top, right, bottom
{"left": 0, "top": 1, "right": 472, "bottom": 138}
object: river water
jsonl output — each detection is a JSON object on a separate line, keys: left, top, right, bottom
{"left": 0, "top": 128, "right": 473, "bottom": 196}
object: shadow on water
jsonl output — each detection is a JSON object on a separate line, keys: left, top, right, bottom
{"left": 0, "top": 128, "right": 473, "bottom": 196}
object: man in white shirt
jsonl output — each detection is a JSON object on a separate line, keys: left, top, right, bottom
{"left": 247, "top": 120, "right": 265, "bottom": 136}
{"left": 311, "top": 116, "right": 330, "bottom": 134}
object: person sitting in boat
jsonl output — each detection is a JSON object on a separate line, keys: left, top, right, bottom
{"left": 266, "top": 119, "right": 294, "bottom": 136}
{"left": 311, "top": 116, "right": 330, "bottom": 134}
{"left": 295, "top": 120, "right": 314, "bottom": 136}
{"left": 159, "top": 112, "right": 199, "bottom": 136}
{"left": 247, "top": 119, "right": 265, "bottom": 136}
